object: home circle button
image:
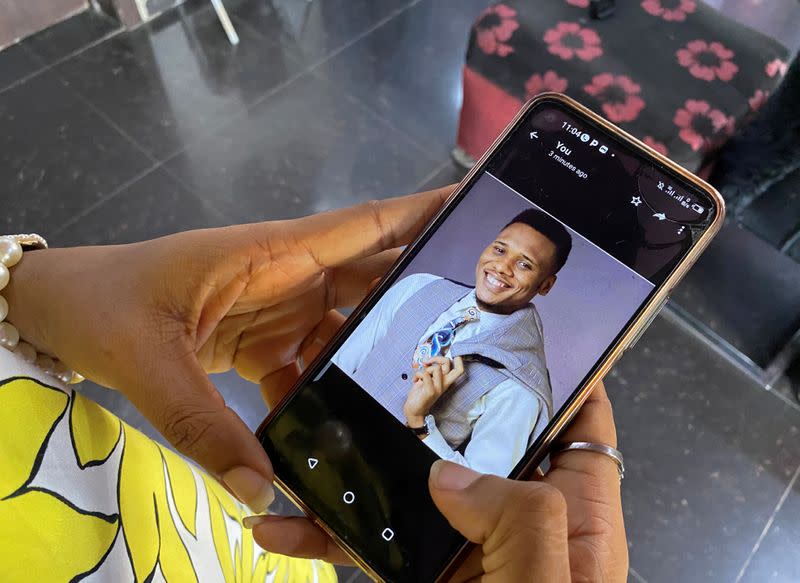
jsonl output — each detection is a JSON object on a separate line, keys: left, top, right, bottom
{"left": 343, "top": 491, "right": 355, "bottom": 504}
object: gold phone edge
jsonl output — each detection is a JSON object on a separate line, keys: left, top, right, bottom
{"left": 257, "top": 92, "right": 726, "bottom": 583}
{"left": 270, "top": 476, "right": 386, "bottom": 581}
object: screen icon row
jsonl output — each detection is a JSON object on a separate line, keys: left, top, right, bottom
{"left": 307, "top": 456, "right": 394, "bottom": 543}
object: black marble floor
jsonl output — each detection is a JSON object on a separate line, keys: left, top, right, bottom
{"left": 3, "top": 2, "right": 800, "bottom": 582}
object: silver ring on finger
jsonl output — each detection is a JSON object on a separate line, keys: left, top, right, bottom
{"left": 549, "top": 441, "right": 625, "bottom": 480}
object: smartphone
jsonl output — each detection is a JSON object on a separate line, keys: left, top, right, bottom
{"left": 256, "top": 93, "right": 724, "bottom": 582}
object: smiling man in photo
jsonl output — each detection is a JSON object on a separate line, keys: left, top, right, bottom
{"left": 333, "top": 208, "right": 572, "bottom": 476}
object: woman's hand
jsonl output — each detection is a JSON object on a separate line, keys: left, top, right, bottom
{"left": 429, "top": 461, "right": 572, "bottom": 582}
{"left": 246, "top": 380, "right": 627, "bottom": 582}
{"left": 5, "top": 187, "right": 451, "bottom": 513}
{"left": 439, "top": 381, "right": 628, "bottom": 582}
{"left": 403, "top": 356, "right": 465, "bottom": 427}
{"left": 541, "top": 382, "right": 628, "bottom": 582}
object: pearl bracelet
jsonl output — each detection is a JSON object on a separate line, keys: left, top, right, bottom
{"left": 0, "top": 235, "right": 83, "bottom": 385}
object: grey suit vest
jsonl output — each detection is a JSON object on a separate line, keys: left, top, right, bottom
{"left": 352, "top": 277, "right": 552, "bottom": 449}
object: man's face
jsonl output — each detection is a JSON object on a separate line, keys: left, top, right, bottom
{"left": 474, "top": 222, "right": 559, "bottom": 314}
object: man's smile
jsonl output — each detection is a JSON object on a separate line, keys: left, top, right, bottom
{"left": 484, "top": 270, "right": 513, "bottom": 292}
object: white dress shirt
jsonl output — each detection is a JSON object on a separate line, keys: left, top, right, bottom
{"left": 333, "top": 273, "right": 549, "bottom": 477}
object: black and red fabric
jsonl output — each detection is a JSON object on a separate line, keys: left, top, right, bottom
{"left": 457, "top": 1, "right": 792, "bottom": 172}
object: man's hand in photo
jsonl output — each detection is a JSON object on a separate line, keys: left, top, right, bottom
{"left": 403, "top": 356, "right": 465, "bottom": 428}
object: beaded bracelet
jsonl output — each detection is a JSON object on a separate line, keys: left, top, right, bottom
{"left": 0, "top": 235, "right": 83, "bottom": 384}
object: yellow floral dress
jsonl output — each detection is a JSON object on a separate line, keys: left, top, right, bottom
{"left": 0, "top": 348, "right": 337, "bottom": 583}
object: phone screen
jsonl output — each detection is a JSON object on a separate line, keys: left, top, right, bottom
{"left": 258, "top": 98, "right": 718, "bottom": 582}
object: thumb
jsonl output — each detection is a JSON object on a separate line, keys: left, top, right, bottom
{"left": 127, "top": 352, "right": 275, "bottom": 514}
{"left": 429, "top": 461, "right": 571, "bottom": 582}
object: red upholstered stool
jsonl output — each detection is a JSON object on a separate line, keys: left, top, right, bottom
{"left": 454, "top": 1, "right": 795, "bottom": 174}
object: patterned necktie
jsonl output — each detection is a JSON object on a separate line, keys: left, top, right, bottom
{"left": 412, "top": 307, "right": 480, "bottom": 369}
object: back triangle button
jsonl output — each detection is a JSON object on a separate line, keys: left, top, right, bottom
{"left": 308, "top": 457, "right": 319, "bottom": 470}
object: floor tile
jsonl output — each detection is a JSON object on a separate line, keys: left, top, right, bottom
{"left": 76, "top": 381, "right": 161, "bottom": 442}
{"left": 334, "top": 566, "right": 362, "bottom": 582}
{"left": 342, "top": 569, "right": 372, "bottom": 583}
{"left": 0, "top": 42, "right": 45, "bottom": 92}
{"left": 228, "top": 0, "right": 411, "bottom": 65}
{"left": 788, "top": 238, "right": 800, "bottom": 264}
{"left": 0, "top": 71, "right": 152, "bottom": 234}
{"left": 316, "top": 0, "right": 493, "bottom": 158}
{"left": 210, "top": 369, "right": 269, "bottom": 433}
{"left": 628, "top": 566, "right": 648, "bottom": 583}
{"left": 147, "top": 0, "right": 186, "bottom": 16}
{"left": 49, "top": 167, "right": 230, "bottom": 247}
{"left": 770, "top": 375, "right": 800, "bottom": 420}
{"left": 741, "top": 166, "right": 800, "bottom": 250}
{"left": 788, "top": 358, "right": 800, "bottom": 397}
{"left": 416, "top": 159, "right": 467, "bottom": 191}
{"left": 56, "top": 3, "right": 303, "bottom": 161}
{"left": 23, "top": 8, "right": 120, "bottom": 65}
{"left": 670, "top": 223, "right": 800, "bottom": 368}
{"left": 165, "top": 73, "right": 440, "bottom": 223}
{"left": 738, "top": 469, "right": 800, "bottom": 583}
{"left": 608, "top": 315, "right": 800, "bottom": 583}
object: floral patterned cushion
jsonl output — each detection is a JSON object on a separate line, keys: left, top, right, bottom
{"left": 457, "top": 1, "right": 793, "bottom": 172}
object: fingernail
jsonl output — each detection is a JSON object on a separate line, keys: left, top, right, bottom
{"left": 222, "top": 466, "right": 275, "bottom": 513}
{"left": 243, "top": 515, "right": 269, "bottom": 529}
{"left": 430, "top": 460, "right": 481, "bottom": 491}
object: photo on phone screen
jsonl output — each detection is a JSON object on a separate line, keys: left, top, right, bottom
{"left": 331, "top": 172, "right": 654, "bottom": 477}
{"left": 258, "top": 97, "right": 720, "bottom": 583}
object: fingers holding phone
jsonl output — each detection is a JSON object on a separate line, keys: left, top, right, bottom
{"left": 543, "top": 381, "right": 628, "bottom": 582}
{"left": 430, "top": 462, "right": 572, "bottom": 583}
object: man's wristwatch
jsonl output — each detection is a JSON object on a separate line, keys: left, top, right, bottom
{"left": 407, "top": 415, "right": 435, "bottom": 438}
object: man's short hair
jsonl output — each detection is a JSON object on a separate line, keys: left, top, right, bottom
{"left": 504, "top": 209, "right": 572, "bottom": 274}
